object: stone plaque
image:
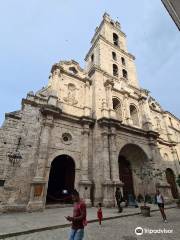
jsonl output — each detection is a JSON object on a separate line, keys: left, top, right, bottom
{"left": 34, "top": 184, "right": 43, "bottom": 197}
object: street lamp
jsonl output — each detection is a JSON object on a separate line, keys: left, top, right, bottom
{"left": 7, "top": 137, "right": 22, "bottom": 166}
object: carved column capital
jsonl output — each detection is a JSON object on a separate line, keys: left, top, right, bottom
{"left": 104, "top": 79, "right": 114, "bottom": 88}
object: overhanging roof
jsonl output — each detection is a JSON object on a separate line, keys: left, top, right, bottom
{"left": 162, "top": 0, "right": 180, "bottom": 30}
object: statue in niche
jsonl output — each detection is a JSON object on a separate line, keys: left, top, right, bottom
{"left": 63, "top": 83, "right": 78, "bottom": 106}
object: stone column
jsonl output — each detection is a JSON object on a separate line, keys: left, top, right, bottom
{"left": 109, "top": 127, "right": 123, "bottom": 206}
{"left": 104, "top": 80, "right": 116, "bottom": 119}
{"left": 102, "top": 129, "right": 111, "bottom": 181}
{"left": 109, "top": 127, "right": 120, "bottom": 182}
{"left": 35, "top": 116, "right": 53, "bottom": 178}
{"left": 81, "top": 125, "right": 90, "bottom": 181}
{"left": 79, "top": 125, "right": 92, "bottom": 206}
{"left": 123, "top": 93, "right": 132, "bottom": 125}
{"left": 101, "top": 127, "right": 113, "bottom": 207}
{"left": 83, "top": 80, "right": 91, "bottom": 116}
{"left": 27, "top": 115, "right": 53, "bottom": 211}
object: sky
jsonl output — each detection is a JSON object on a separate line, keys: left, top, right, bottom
{"left": 0, "top": 0, "right": 180, "bottom": 126}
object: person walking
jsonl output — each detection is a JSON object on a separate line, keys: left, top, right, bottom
{"left": 115, "top": 187, "right": 123, "bottom": 213}
{"left": 65, "top": 189, "right": 87, "bottom": 240}
{"left": 156, "top": 189, "right": 167, "bottom": 223}
{"left": 97, "top": 203, "right": 103, "bottom": 225}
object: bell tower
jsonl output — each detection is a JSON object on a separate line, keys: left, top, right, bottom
{"left": 85, "top": 13, "right": 139, "bottom": 88}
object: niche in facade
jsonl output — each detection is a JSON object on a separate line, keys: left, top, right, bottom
{"left": 113, "top": 97, "right": 122, "bottom": 120}
{"left": 130, "top": 105, "right": 139, "bottom": 126}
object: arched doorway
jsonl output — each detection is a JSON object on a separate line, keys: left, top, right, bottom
{"left": 118, "top": 155, "right": 134, "bottom": 200}
{"left": 118, "top": 144, "right": 149, "bottom": 200}
{"left": 165, "top": 168, "right": 179, "bottom": 199}
{"left": 46, "top": 155, "right": 75, "bottom": 204}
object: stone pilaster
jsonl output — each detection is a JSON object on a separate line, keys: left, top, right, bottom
{"left": 79, "top": 125, "right": 92, "bottom": 206}
{"left": 104, "top": 79, "right": 116, "bottom": 119}
{"left": 109, "top": 127, "right": 123, "bottom": 206}
{"left": 102, "top": 128, "right": 111, "bottom": 181}
{"left": 83, "top": 80, "right": 91, "bottom": 116}
{"left": 35, "top": 116, "right": 53, "bottom": 178}
{"left": 123, "top": 93, "right": 132, "bottom": 125}
{"left": 81, "top": 125, "right": 90, "bottom": 181}
{"left": 27, "top": 115, "right": 53, "bottom": 211}
{"left": 101, "top": 127, "right": 113, "bottom": 206}
{"left": 109, "top": 127, "right": 120, "bottom": 183}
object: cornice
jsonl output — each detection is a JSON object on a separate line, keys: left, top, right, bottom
{"left": 87, "top": 65, "right": 141, "bottom": 98}
{"left": 168, "top": 125, "right": 180, "bottom": 133}
{"left": 100, "top": 35, "right": 135, "bottom": 60}
{"left": 52, "top": 60, "right": 84, "bottom": 73}
{"left": 164, "top": 111, "right": 180, "bottom": 122}
{"left": 97, "top": 117, "right": 159, "bottom": 140}
{"left": 85, "top": 34, "right": 135, "bottom": 61}
{"left": 157, "top": 137, "right": 176, "bottom": 147}
{"left": 90, "top": 18, "right": 126, "bottom": 44}
{"left": 40, "top": 105, "right": 62, "bottom": 117}
{"left": 105, "top": 19, "right": 126, "bottom": 37}
{"left": 149, "top": 106, "right": 163, "bottom": 114}
{"left": 5, "top": 112, "right": 21, "bottom": 120}
{"left": 60, "top": 67, "right": 92, "bottom": 85}
{"left": 22, "top": 98, "right": 95, "bottom": 126}
{"left": 97, "top": 117, "right": 122, "bottom": 129}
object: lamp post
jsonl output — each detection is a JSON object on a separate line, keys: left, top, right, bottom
{"left": 7, "top": 137, "right": 22, "bottom": 166}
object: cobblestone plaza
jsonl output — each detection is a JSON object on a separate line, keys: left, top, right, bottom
{"left": 1, "top": 208, "right": 179, "bottom": 240}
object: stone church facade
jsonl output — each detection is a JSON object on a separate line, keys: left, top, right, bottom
{"left": 0, "top": 13, "right": 180, "bottom": 212}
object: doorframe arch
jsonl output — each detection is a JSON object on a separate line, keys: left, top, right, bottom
{"left": 118, "top": 143, "right": 150, "bottom": 200}
{"left": 118, "top": 143, "right": 151, "bottom": 161}
{"left": 46, "top": 154, "right": 76, "bottom": 204}
{"left": 165, "top": 168, "right": 179, "bottom": 199}
{"left": 43, "top": 150, "right": 80, "bottom": 205}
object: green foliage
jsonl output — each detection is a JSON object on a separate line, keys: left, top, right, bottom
{"left": 132, "top": 163, "right": 163, "bottom": 205}
{"left": 133, "top": 163, "right": 163, "bottom": 184}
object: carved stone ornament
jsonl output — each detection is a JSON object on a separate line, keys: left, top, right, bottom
{"left": 63, "top": 83, "right": 78, "bottom": 106}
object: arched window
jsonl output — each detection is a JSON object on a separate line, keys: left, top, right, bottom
{"left": 112, "top": 97, "right": 122, "bottom": 120}
{"left": 122, "top": 69, "right": 128, "bottom": 79}
{"left": 165, "top": 168, "right": 179, "bottom": 198}
{"left": 110, "top": 21, "right": 114, "bottom": 26}
{"left": 121, "top": 57, "right": 125, "bottom": 65}
{"left": 113, "top": 64, "right": 118, "bottom": 77}
{"left": 169, "top": 117, "right": 173, "bottom": 127}
{"left": 91, "top": 54, "right": 94, "bottom": 62}
{"left": 130, "top": 105, "right": 139, "bottom": 126}
{"left": 112, "top": 52, "right": 117, "bottom": 61}
{"left": 113, "top": 33, "right": 119, "bottom": 46}
{"left": 69, "top": 67, "right": 78, "bottom": 75}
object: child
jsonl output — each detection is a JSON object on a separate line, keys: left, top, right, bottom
{"left": 97, "top": 203, "right": 103, "bottom": 225}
